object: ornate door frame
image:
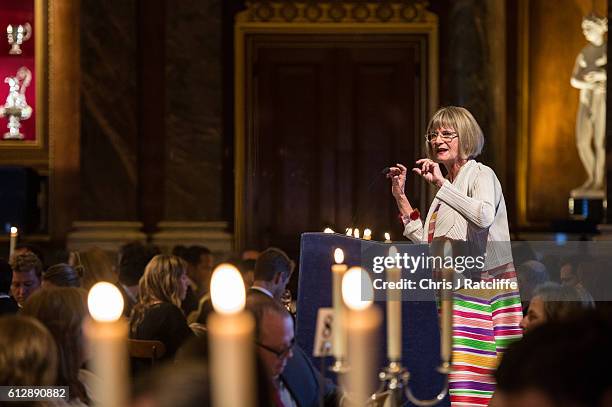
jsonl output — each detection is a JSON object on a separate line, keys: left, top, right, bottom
{"left": 234, "top": 1, "right": 439, "bottom": 250}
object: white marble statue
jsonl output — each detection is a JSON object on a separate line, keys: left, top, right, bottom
{"left": 570, "top": 14, "right": 607, "bottom": 196}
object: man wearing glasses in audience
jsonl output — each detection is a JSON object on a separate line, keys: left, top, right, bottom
{"left": 246, "top": 293, "right": 339, "bottom": 407}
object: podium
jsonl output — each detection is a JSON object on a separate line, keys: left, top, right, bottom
{"left": 296, "top": 232, "right": 450, "bottom": 405}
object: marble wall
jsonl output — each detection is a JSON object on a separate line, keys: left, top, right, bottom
{"left": 164, "top": 0, "right": 223, "bottom": 221}
{"left": 80, "top": 0, "right": 139, "bottom": 220}
{"left": 79, "top": 0, "right": 224, "bottom": 224}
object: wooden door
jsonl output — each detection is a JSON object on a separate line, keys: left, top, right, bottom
{"left": 244, "top": 34, "right": 428, "bottom": 258}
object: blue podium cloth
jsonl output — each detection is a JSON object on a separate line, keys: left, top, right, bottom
{"left": 296, "top": 232, "right": 450, "bottom": 406}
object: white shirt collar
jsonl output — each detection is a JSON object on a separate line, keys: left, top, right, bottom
{"left": 250, "top": 285, "right": 274, "bottom": 298}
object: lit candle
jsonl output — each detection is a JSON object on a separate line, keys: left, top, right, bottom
{"left": 353, "top": 228, "right": 360, "bottom": 239}
{"left": 384, "top": 232, "right": 391, "bottom": 243}
{"left": 208, "top": 264, "right": 255, "bottom": 407}
{"left": 324, "top": 227, "right": 335, "bottom": 233}
{"left": 363, "top": 228, "right": 372, "bottom": 240}
{"left": 331, "top": 248, "right": 348, "bottom": 363}
{"left": 346, "top": 228, "right": 353, "bottom": 236}
{"left": 9, "top": 226, "right": 17, "bottom": 259}
{"left": 440, "top": 241, "right": 454, "bottom": 365}
{"left": 83, "top": 282, "right": 128, "bottom": 407}
{"left": 341, "top": 267, "right": 381, "bottom": 405}
{"left": 386, "top": 246, "right": 402, "bottom": 361}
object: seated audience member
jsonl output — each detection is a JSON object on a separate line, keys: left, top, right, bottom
{"left": 493, "top": 310, "right": 612, "bottom": 407}
{"left": 72, "top": 247, "right": 117, "bottom": 290}
{"left": 0, "top": 315, "right": 58, "bottom": 387}
{"left": 22, "top": 287, "right": 100, "bottom": 406}
{"left": 0, "top": 258, "right": 18, "bottom": 315}
{"left": 559, "top": 255, "right": 595, "bottom": 305}
{"left": 42, "top": 263, "right": 82, "bottom": 288}
{"left": 516, "top": 260, "right": 549, "bottom": 307}
{"left": 172, "top": 244, "right": 188, "bottom": 259}
{"left": 10, "top": 243, "right": 46, "bottom": 268}
{"left": 520, "top": 282, "right": 590, "bottom": 333}
{"left": 132, "top": 361, "right": 210, "bottom": 407}
{"left": 130, "top": 255, "right": 193, "bottom": 374}
{"left": 246, "top": 294, "right": 339, "bottom": 407}
{"left": 10, "top": 251, "right": 43, "bottom": 307}
{"left": 117, "top": 242, "right": 160, "bottom": 317}
{"left": 251, "top": 247, "right": 295, "bottom": 302}
{"left": 180, "top": 245, "right": 213, "bottom": 315}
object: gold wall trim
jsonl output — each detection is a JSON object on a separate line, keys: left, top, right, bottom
{"left": 234, "top": 2, "right": 439, "bottom": 250}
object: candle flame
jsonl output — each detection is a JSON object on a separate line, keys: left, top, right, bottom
{"left": 88, "top": 282, "right": 124, "bottom": 322}
{"left": 210, "top": 263, "right": 246, "bottom": 315}
{"left": 384, "top": 232, "right": 391, "bottom": 241}
{"left": 364, "top": 228, "right": 372, "bottom": 238}
{"left": 334, "top": 248, "right": 344, "bottom": 264}
{"left": 342, "top": 267, "right": 373, "bottom": 311}
{"left": 353, "top": 228, "right": 360, "bottom": 239}
{"left": 324, "top": 227, "right": 334, "bottom": 233}
{"left": 10, "top": 227, "right": 17, "bottom": 235}
{"left": 346, "top": 228, "right": 353, "bottom": 236}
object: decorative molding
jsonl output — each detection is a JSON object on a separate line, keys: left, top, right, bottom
{"left": 151, "top": 221, "right": 233, "bottom": 254}
{"left": 241, "top": 1, "right": 430, "bottom": 23}
{"left": 67, "top": 221, "right": 146, "bottom": 252}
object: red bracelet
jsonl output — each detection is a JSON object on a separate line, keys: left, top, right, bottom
{"left": 399, "top": 209, "right": 420, "bottom": 224}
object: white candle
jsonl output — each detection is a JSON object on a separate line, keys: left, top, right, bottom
{"left": 440, "top": 241, "right": 453, "bottom": 364}
{"left": 386, "top": 246, "right": 402, "bottom": 361}
{"left": 331, "top": 248, "right": 348, "bottom": 361}
{"left": 384, "top": 232, "right": 391, "bottom": 243}
{"left": 208, "top": 264, "right": 255, "bottom": 407}
{"left": 84, "top": 282, "right": 128, "bottom": 407}
{"left": 324, "top": 227, "right": 334, "bottom": 233}
{"left": 363, "top": 229, "right": 372, "bottom": 240}
{"left": 341, "top": 267, "right": 381, "bottom": 406}
{"left": 353, "top": 228, "right": 360, "bottom": 239}
{"left": 9, "top": 227, "right": 17, "bottom": 259}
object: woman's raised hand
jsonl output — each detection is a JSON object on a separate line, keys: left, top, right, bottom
{"left": 387, "top": 163, "right": 407, "bottom": 198}
{"left": 413, "top": 159, "right": 445, "bottom": 187}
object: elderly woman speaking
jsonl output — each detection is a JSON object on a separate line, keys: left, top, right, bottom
{"left": 388, "top": 106, "right": 523, "bottom": 406}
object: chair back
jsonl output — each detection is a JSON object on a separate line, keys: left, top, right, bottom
{"left": 128, "top": 339, "right": 166, "bottom": 366}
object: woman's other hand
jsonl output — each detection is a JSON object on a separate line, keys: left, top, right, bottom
{"left": 387, "top": 163, "right": 407, "bottom": 198}
{"left": 413, "top": 159, "right": 445, "bottom": 187}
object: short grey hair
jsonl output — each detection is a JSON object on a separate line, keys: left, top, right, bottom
{"left": 426, "top": 106, "right": 484, "bottom": 160}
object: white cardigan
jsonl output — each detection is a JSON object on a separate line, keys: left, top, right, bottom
{"left": 403, "top": 159, "right": 513, "bottom": 270}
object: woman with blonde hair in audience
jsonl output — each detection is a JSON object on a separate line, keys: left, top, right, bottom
{"left": 22, "top": 287, "right": 100, "bottom": 406}
{"left": 70, "top": 247, "right": 117, "bottom": 290}
{"left": 129, "top": 255, "right": 193, "bottom": 376}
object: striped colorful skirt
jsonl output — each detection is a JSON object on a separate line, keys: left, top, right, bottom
{"left": 448, "top": 264, "right": 523, "bottom": 406}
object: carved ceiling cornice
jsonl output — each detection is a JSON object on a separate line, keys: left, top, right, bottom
{"left": 242, "top": 1, "right": 430, "bottom": 23}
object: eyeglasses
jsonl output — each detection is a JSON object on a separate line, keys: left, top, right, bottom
{"left": 256, "top": 338, "right": 295, "bottom": 359}
{"left": 425, "top": 131, "right": 458, "bottom": 143}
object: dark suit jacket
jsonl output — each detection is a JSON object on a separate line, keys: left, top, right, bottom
{"left": 281, "top": 345, "right": 339, "bottom": 407}
{"left": 246, "top": 288, "right": 339, "bottom": 407}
